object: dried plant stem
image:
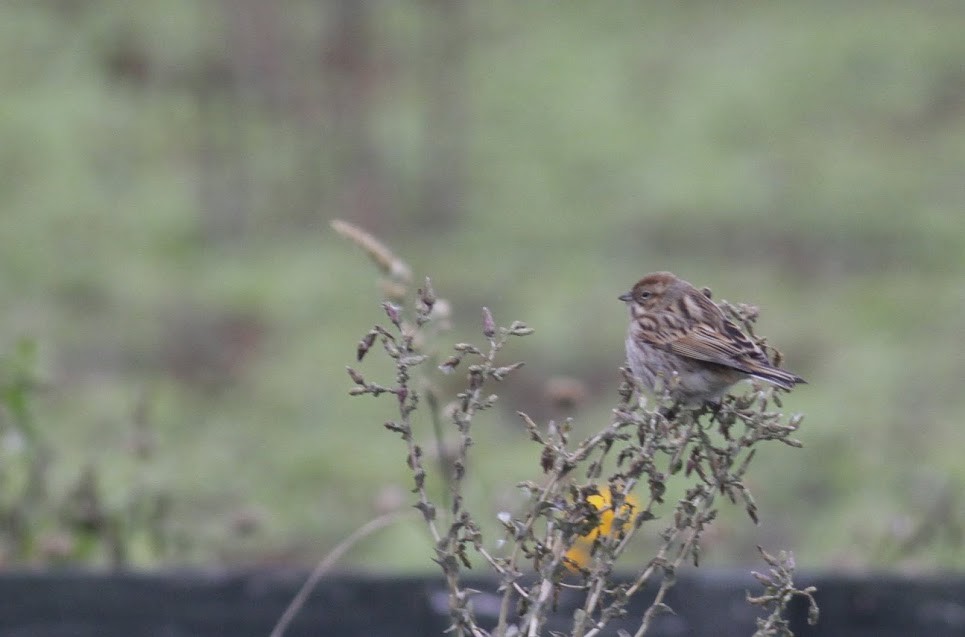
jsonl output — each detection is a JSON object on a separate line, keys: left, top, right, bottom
{"left": 632, "top": 496, "right": 715, "bottom": 637}
{"left": 495, "top": 471, "right": 561, "bottom": 627}
{"left": 330, "top": 219, "right": 411, "bottom": 284}
{"left": 269, "top": 509, "right": 412, "bottom": 637}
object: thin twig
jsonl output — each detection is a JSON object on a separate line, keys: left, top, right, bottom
{"left": 269, "top": 510, "right": 412, "bottom": 637}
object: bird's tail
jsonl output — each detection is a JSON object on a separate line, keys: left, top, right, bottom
{"left": 748, "top": 365, "right": 806, "bottom": 391}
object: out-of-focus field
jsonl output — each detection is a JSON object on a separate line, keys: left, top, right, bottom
{"left": 1, "top": 2, "right": 963, "bottom": 570}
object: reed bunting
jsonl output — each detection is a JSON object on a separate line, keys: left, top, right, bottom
{"left": 619, "top": 272, "right": 804, "bottom": 404}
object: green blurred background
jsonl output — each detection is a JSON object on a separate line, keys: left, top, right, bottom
{"left": 1, "top": 1, "right": 963, "bottom": 571}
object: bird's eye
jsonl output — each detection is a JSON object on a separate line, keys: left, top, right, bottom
{"left": 638, "top": 291, "right": 651, "bottom": 300}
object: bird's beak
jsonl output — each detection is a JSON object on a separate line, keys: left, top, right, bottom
{"left": 618, "top": 292, "right": 632, "bottom": 302}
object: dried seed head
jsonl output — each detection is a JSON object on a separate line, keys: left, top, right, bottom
{"left": 418, "top": 277, "right": 436, "bottom": 311}
{"left": 508, "top": 320, "right": 534, "bottom": 336}
{"left": 482, "top": 307, "right": 496, "bottom": 338}
{"left": 453, "top": 343, "right": 481, "bottom": 355}
{"left": 382, "top": 301, "right": 402, "bottom": 327}
{"left": 438, "top": 355, "right": 461, "bottom": 374}
{"left": 357, "top": 331, "right": 377, "bottom": 361}
{"left": 491, "top": 361, "right": 524, "bottom": 380}
{"left": 346, "top": 367, "right": 365, "bottom": 385}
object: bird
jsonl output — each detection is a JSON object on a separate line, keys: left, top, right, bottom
{"left": 619, "top": 272, "right": 804, "bottom": 405}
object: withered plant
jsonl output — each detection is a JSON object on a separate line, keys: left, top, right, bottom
{"left": 324, "top": 220, "right": 818, "bottom": 637}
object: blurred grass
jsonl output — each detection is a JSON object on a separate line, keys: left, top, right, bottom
{"left": 0, "top": 2, "right": 963, "bottom": 570}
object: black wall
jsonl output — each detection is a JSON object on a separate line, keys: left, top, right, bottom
{"left": 0, "top": 571, "right": 963, "bottom": 637}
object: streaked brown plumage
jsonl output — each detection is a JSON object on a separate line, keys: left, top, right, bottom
{"left": 619, "top": 272, "right": 804, "bottom": 404}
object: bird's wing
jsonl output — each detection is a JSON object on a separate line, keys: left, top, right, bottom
{"left": 667, "top": 323, "right": 768, "bottom": 372}
{"left": 636, "top": 313, "right": 767, "bottom": 373}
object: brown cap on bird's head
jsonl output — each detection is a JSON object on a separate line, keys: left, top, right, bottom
{"left": 619, "top": 272, "right": 682, "bottom": 303}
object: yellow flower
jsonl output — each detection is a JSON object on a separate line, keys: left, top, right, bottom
{"left": 565, "top": 487, "right": 639, "bottom": 571}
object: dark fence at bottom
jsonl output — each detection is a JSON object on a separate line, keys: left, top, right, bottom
{"left": 0, "top": 570, "right": 963, "bottom": 637}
